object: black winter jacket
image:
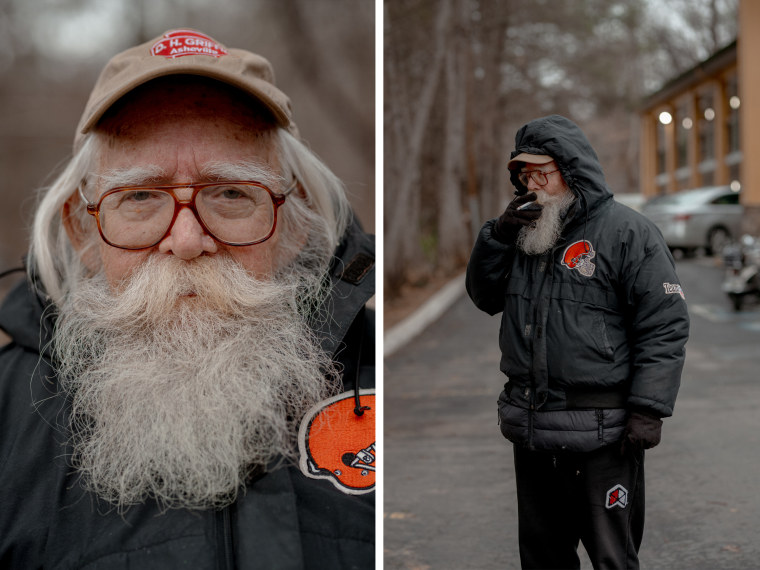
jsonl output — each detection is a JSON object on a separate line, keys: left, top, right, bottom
{"left": 467, "top": 115, "right": 689, "bottom": 452}
{"left": 0, "top": 221, "right": 375, "bottom": 569}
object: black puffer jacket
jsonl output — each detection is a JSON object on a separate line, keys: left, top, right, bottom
{"left": 466, "top": 115, "right": 689, "bottom": 452}
{"left": 0, "top": 221, "right": 375, "bottom": 569}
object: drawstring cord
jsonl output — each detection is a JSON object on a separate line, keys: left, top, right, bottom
{"left": 352, "top": 308, "right": 371, "bottom": 417}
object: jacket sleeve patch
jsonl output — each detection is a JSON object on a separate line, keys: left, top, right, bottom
{"left": 663, "top": 282, "right": 685, "bottom": 300}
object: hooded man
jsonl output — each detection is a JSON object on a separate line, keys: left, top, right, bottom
{"left": 0, "top": 29, "right": 374, "bottom": 569}
{"left": 466, "top": 115, "right": 689, "bottom": 569}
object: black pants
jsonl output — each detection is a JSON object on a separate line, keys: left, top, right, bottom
{"left": 513, "top": 444, "right": 645, "bottom": 570}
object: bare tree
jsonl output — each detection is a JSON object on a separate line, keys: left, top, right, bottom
{"left": 436, "top": 0, "right": 470, "bottom": 273}
{"left": 384, "top": 0, "right": 451, "bottom": 293}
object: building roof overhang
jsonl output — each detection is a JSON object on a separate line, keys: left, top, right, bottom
{"left": 641, "top": 39, "right": 737, "bottom": 112}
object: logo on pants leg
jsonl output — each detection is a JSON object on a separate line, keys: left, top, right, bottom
{"left": 605, "top": 484, "right": 628, "bottom": 509}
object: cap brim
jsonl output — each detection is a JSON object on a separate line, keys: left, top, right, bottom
{"left": 507, "top": 153, "right": 554, "bottom": 170}
{"left": 78, "top": 62, "right": 291, "bottom": 136}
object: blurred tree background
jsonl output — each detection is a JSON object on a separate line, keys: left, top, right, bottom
{"left": 0, "top": 0, "right": 375, "bottom": 282}
{"left": 384, "top": 0, "right": 737, "bottom": 299}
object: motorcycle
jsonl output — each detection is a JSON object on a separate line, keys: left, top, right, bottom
{"left": 721, "top": 234, "right": 760, "bottom": 311}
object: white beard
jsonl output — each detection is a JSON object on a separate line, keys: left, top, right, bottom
{"left": 516, "top": 189, "right": 576, "bottom": 255}
{"left": 53, "top": 254, "right": 339, "bottom": 510}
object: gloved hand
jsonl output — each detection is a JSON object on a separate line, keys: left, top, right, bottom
{"left": 620, "top": 410, "right": 663, "bottom": 455}
{"left": 491, "top": 192, "right": 543, "bottom": 244}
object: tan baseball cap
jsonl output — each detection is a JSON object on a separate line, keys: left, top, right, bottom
{"left": 507, "top": 153, "right": 554, "bottom": 170}
{"left": 74, "top": 28, "right": 296, "bottom": 150}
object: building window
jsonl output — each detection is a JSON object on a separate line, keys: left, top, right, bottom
{"left": 729, "top": 164, "right": 740, "bottom": 187}
{"left": 656, "top": 121, "right": 667, "bottom": 174}
{"left": 698, "top": 90, "right": 716, "bottom": 162}
{"left": 676, "top": 101, "right": 691, "bottom": 169}
{"left": 697, "top": 88, "right": 716, "bottom": 188}
{"left": 727, "top": 75, "right": 740, "bottom": 154}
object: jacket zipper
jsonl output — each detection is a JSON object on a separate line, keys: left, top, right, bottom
{"left": 527, "top": 384, "right": 535, "bottom": 449}
{"left": 216, "top": 506, "right": 235, "bottom": 570}
{"left": 596, "top": 409, "right": 604, "bottom": 442}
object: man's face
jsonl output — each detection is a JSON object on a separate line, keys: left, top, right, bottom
{"left": 515, "top": 160, "right": 576, "bottom": 255}
{"left": 56, "top": 81, "right": 337, "bottom": 509}
{"left": 519, "top": 160, "right": 571, "bottom": 201}
{"left": 87, "top": 81, "right": 288, "bottom": 289}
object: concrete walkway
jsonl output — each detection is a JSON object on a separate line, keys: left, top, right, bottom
{"left": 384, "top": 273, "right": 466, "bottom": 357}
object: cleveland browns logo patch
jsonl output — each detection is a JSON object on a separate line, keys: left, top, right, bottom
{"left": 562, "top": 240, "right": 596, "bottom": 277}
{"left": 298, "top": 390, "right": 375, "bottom": 495}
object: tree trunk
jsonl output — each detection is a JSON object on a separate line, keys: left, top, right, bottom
{"left": 436, "top": 0, "right": 470, "bottom": 273}
{"left": 384, "top": 0, "right": 451, "bottom": 294}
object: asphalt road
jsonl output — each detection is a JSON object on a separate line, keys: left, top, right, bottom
{"left": 384, "top": 255, "right": 760, "bottom": 569}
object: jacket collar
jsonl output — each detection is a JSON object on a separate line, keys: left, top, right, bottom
{"left": 0, "top": 275, "right": 53, "bottom": 354}
{"left": 311, "top": 218, "right": 375, "bottom": 358}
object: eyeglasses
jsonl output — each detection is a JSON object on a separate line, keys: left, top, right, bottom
{"left": 79, "top": 178, "right": 297, "bottom": 250}
{"left": 517, "top": 169, "right": 560, "bottom": 187}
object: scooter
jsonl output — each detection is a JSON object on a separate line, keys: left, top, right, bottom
{"left": 721, "top": 234, "right": 760, "bottom": 311}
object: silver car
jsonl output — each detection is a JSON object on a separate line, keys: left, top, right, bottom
{"left": 640, "top": 186, "right": 743, "bottom": 255}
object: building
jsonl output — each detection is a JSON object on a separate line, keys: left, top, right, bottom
{"left": 639, "top": 0, "right": 760, "bottom": 235}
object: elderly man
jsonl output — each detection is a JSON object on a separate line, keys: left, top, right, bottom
{"left": 466, "top": 115, "right": 689, "bottom": 569}
{"left": 0, "top": 29, "right": 374, "bottom": 568}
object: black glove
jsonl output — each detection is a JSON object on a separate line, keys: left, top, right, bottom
{"left": 491, "top": 192, "right": 543, "bottom": 244}
{"left": 620, "top": 410, "right": 663, "bottom": 455}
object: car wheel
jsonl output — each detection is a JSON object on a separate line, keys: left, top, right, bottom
{"left": 707, "top": 227, "right": 730, "bottom": 256}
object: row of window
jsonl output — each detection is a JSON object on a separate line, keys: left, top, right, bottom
{"left": 654, "top": 73, "right": 740, "bottom": 193}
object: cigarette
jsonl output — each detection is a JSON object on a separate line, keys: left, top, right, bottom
{"left": 517, "top": 201, "right": 536, "bottom": 210}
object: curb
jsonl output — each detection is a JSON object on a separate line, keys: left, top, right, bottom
{"left": 384, "top": 272, "right": 467, "bottom": 357}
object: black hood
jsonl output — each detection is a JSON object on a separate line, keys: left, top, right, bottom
{"left": 509, "top": 115, "right": 612, "bottom": 218}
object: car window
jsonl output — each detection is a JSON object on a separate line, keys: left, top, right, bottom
{"left": 643, "top": 195, "right": 668, "bottom": 207}
{"left": 711, "top": 193, "right": 740, "bottom": 205}
{"left": 643, "top": 188, "right": 738, "bottom": 208}
{"left": 657, "top": 193, "right": 703, "bottom": 206}
{"left": 646, "top": 194, "right": 682, "bottom": 206}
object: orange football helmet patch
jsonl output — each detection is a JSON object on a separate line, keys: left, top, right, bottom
{"left": 298, "top": 390, "right": 375, "bottom": 495}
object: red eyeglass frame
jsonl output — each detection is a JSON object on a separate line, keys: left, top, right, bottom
{"left": 518, "top": 168, "right": 560, "bottom": 187}
{"left": 78, "top": 178, "right": 298, "bottom": 250}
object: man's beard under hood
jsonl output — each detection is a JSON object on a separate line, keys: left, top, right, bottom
{"left": 52, "top": 254, "right": 339, "bottom": 511}
{"left": 516, "top": 188, "right": 576, "bottom": 256}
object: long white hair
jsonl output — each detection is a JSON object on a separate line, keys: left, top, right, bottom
{"left": 28, "top": 128, "right": 352, "bottom": 304}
